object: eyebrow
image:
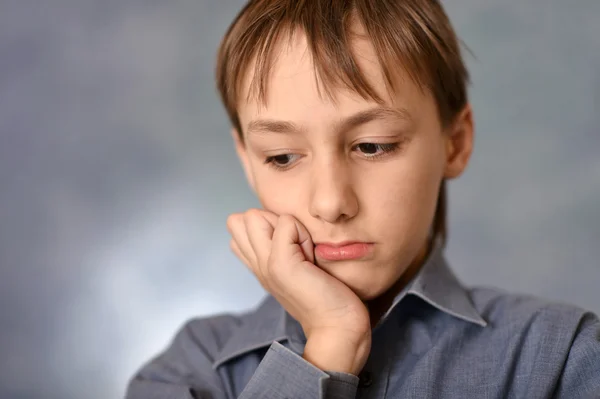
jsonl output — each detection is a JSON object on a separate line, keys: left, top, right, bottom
{"left": 246, "top": 106, "right": 412, "bottom": 136}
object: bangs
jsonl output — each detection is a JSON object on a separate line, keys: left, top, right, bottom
{"left": 216, "top": 0, "right": 469, "bottom": 134}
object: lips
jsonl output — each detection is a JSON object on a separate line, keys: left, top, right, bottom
{"left": 314, "top": 241, "right": 374, "bottom": 261}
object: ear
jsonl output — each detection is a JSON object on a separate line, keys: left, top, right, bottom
{"left": 443, "top": 104, "right": 474, "bottom": 179}
{"left": 231, "top": 128, "right": 256, "bottom": 192}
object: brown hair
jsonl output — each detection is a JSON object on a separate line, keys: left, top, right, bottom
{"left": 216, "top": 0, "right": 470, "bottom": 246}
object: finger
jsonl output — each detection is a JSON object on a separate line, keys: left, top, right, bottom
{"left": 271, "top": 214, "right": 315, "bottom": 267}
{"left": 294, "top": 218, "right": 315, "bottom": 264}
{"left": 227, "top": 213, "right": 257, "bottom": 266}
{"left": 269, "top": 216, "right": 326, "bottom": 303}
{"left": 229, "top": 239, "right": 251, "bottom": 268}
{"left": 245, "top": 209, "right": 276, "bottom": 268}
{"left": 260, "top": 210, "right": 279, "bottom": 229}
{"left": 231, "top": 239, "right": 270, "bottom": 291}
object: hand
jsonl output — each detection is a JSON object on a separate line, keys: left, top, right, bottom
{"left": 227, "top": 209, "right": 371, "bottom": 375}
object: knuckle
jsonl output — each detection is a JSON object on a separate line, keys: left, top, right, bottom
{"left": 246, "top": 209, "right": 272, "bottom": 233}
{"left": 226, "top": 214, "right": 240, "bottom": 231}
{"left": 245, "top": 208, "right": 261, "bottom": 220}
{"left": 260, "top": 279, "right": 272, "bottom": 293}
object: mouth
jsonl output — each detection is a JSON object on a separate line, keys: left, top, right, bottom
{"left": 314, "top": 241, "right": 374, "bottom": 261}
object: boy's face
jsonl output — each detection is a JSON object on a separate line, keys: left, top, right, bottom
{"left": 234, "top": 29, "right": 473, "bottom": 301}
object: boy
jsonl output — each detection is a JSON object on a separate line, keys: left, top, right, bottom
{"left": 126, "top": 1, "right": 600, "bottom": 398}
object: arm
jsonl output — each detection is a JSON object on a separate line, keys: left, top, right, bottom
{"left": 227, "top": 211, "right": 373, "bottom": 391}
{"left": 125, "top": 319, "right": 359, "bottom": 399}
{"left": 553, "top": 312, "right": 600, "bottom": 398}
{"left": 239, "top": 341, "right": 359, "bottom": 399}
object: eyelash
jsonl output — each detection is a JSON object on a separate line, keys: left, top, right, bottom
{"left": 263, "top": 142, "right": 402, "bottom": 171}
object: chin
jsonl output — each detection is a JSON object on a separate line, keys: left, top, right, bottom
{"left": 342, "top": 276, "right": 387, "bottom": 301}
{"left": 354, "top": 290, "right": 380, "bottom": 302}
{"left": 318, "top": 259, "right": 390, "bottom": 300}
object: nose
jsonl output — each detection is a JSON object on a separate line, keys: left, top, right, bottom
{"left": 308, "top": 156, "right": 358, "bottom": 223}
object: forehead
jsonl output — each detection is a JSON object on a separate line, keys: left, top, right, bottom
{"left": 237, "top": 27, "right": 435, "bottom": 131}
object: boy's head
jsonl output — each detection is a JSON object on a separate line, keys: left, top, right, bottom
{"left": 216, "top": 0, "right": 474, "bottom": 300}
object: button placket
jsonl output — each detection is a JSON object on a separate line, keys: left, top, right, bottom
{"left": 358, "top": 370, "right": 373, "bottom": 388}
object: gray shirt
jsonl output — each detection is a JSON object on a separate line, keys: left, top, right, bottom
{"left": 125, "top": 239, "right": 600, "bottom": 398}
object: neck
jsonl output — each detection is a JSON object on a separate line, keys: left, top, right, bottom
{"left": 366, "top": 237, "right": 432, "bottom": 328}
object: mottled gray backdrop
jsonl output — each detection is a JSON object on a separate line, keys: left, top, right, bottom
{"left": 0, "top": 0, "right": 598, "bottom": 398}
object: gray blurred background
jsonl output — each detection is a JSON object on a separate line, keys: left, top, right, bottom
{"left": 0, "top": 0, "right": 598, "bottom": 398}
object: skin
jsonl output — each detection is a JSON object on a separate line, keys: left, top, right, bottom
{"left": 226, "top": 25, "right": 474, "bottom": 376}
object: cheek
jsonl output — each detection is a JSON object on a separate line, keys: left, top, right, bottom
{"left": 363, "top": 145, "right": 443, "bottom": 227}
{"left": 254, "top": 171, "right": 305, "bottom": 216}
{"left": 365, "top": 178, "right": 435, "bottom": 229}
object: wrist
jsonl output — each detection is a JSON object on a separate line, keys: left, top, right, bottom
{"left": 302, "top": 331, "right": 371, "bottom": 375}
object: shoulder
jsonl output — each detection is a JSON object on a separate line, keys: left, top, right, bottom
{"left": 468, "top": 286, "right": 595, "bottom": 331}
{"left": 441, "top": 286, "right": 600, "bottom": 395}
{"left": 168, "top": 308, "right": 257, "bottom": 361}
{"left": 464, "top": 288, "right": 600, "bottom": 396}
{"left": 463, "top": 286, "right": 599, "bottom": 368}
{"left": 165, "top": 295, "right": 283, "bottom": 366}
{"left": 128, "top": 299, "right": 281, "bottom": 393}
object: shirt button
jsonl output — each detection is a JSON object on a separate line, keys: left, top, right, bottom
{"left": 358, "top": 371, "right": 373, "bottom": 388}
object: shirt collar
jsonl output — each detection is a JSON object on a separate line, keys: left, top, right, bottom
{"left": 212, "top": 237, "right": 486, "bottom": 369}
{"left": 382, "top": 236, "right": 488, "bottom": 327}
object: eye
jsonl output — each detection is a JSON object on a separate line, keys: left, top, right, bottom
{"left": 353, "top": 142, "right": 400, "bottom": 159}
{"left": 264, "top": 153, "right": 300, "bottom": 170}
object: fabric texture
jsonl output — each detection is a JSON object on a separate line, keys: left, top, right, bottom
{"left": 126, "top": 238, "right": 600, "bottom": 398}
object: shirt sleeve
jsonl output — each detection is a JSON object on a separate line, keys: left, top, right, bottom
{"left": 553, "top": 312, "right": 600, "bottom": 398}
{"left": 239, "top": 341, "right": 358, "bottom": 399}
{"left": 125, "top": 321, "right": 359, "bottom": 399}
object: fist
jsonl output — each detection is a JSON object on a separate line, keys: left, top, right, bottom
{"left": 226, "top": 209, "right": 371, "bottom": 374}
